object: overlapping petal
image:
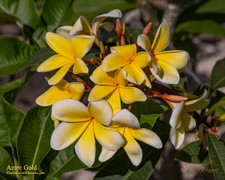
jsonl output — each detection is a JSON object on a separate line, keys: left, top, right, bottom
{"left": 88, "top": 85, "right": 116, "bottom": 101}
{"left": 170, "top": 125, "right": 185, "bottom": 149}
{"left": 132, "top": 52, "right": 151, "bottom": 69}
{"left": 99, "top": 147, "right": 117, "bottom": 162}
{"left": 169, "top": 101, "right": 184, "bottom": 128}
{"left": 105, "top": 89, "right": 121, "bottom": 115}
{"left": 137, "top": 34, "right": 151, "bottom": 51}
{"left": 68, "top": 82, "right": 85, "bottom": 100}
{"left": 111, "top": 44, "right": 136, "bottom": 60}
{"left": 181, "top": 112, "right": 196, "bottom": 132}
{"left": 116, "top": 69, "right": 128, "bottom": 86}
{"left": 73, "top": 57, "right": 89, "bottom": 74}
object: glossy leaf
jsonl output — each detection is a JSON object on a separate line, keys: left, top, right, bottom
{"left": 94, "top": 120, "right": 170, "bottom": 180}
{"left": 139, "top": 114, "right": 159, "bottom": 129}
{"left": 175, "top": 141, "right": 210, "bottom": 164}
{"left": 0, "top": 0, "right": 40, "bottom": 28}
{"left": 210, "top": 59, "right": 225, "bottom": 89}
{"left": 41, "top": 0, "right": 74, "bottom": 32}
{"left": 0, "top": 37, "right": 37, "bottom": 77}
{"left": 0, "top": 146, "right": 14, "bottom": 173}
{"left": 196, "top": 0, "right": 225, "bottom": 14}
{"left": 208, "top": 133, "right": 225, "bottom": 180}
{"left": 17, "top": 106, "right": 54, "bottom": 170}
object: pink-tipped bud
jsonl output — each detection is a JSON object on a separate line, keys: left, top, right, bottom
{"left": 91, "top": 58, "right": 99, "bottom": 67}
{"left": 161, "top": 95, "right": 188, "bottom": 102}
{"left": 121, "top": 36, "right": 125, "bottom": 45}
{"left": 100, "top": 41, "right": 105, "bottom": 55}
{"left": 116, "top": 19, "right": 122, "bottom": 38}
{"left": 122, "top": 22, "right": 126, "bottom": 36}
{"left": 143, "top": 22, "right": 152, "bottom": 36}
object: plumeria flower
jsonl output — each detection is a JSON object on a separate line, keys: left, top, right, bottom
{"left": 57, "top": 9, "right": 122, "bottom": 39}
{"left": 169, "top": 90, "right": 209, "bottom": 149}
{"left": 51, "top": 99, "right": 124, "bottom": 167}
{"left": 36, "top": 78, "right": 84, "bottom": 106}
{"left": 37, "top": 32, "right": 95, "bottom": 85}
{"left": 99, "top": 109, "right": 162, "bottom": 166}
{"left": 101, "top": 44, "right": 151, "bottom": 87}
{"left": 137, "top": 19, "right": 189, "bottom": 84}
{"left": 89, "top": 67, "right": 147, "bottom": 115}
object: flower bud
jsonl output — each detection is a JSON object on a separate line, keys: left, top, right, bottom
{"left": 116, "top": 19, "right": 122, "bottom": 38}
{"left": 143, "top": 22, "right": 152, "bottom": 36}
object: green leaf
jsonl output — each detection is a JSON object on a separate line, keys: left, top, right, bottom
{"left": 0, "top": 146, "right": 14, "bottom": 173}
{"left": 0, "top": 0, "right": 40, "bottom": 28}
{"left": 94, "top": 120, "right": 170, "bottom": 180}
{"left": 48, "top": 144, "right": 102, "bottom": 178}
{"left": 17, "top": 106, "right": 54, "bottom": 170}
{"left": 139, "top": 114, "right": 158, "bottom": 129}
{"left": 175, "top": 141, "right": 210, "bottom": 164}
{"left": 0, "top": 37, "right": 37, "bottom": 77}
{"left": 175, "top": 20, "right": 225, "bottom": 37}
{"left": 210, "top": 59, "right": 225, "bottom": 89}
{"left": 41, "top": 0, "right": 74, "bottom": 31}
{"left": 196, "top": 0, "right": 225, "bottom": 14}
{"left": 208, "top": 133, "right": 225, "bottom": 180}
{"left": 131, "top": 99, "right": 167, "bottom": 119}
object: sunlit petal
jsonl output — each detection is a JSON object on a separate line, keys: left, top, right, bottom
{"left": 182, "top": 112, "right": 196, "bottom": 132}
{"left": 105, "top": 89, "right": 121, "bottom": 115}
{"left": 116, "top": 69, "right": 128, "bottom": 86}
{"left": 68, "top": 82, "right": 85, "bottom": 100}
{"left": 90, "top": 66, "right": 116, "bottom": 85}
{"left": 88, "top": 100, "right": 112, "bottom": 126}
{"left": 48, "top": 64, "right": 73, "bottom": 85}
{"left": 46, "top": 32, "right": 74, "bottom": 58}
{"left": 99, "top": 147, "right": 117, "bottom": 162}
{"left": 37, "top": 54, "right": 74, "bottom": 72}
{"left": 155, "top": 50, "right": 189, "bottom": 69}
{"left": 169, "top": 101, "right": 184, "bottom": 128}
{"left": 75, "top": 121, "right": 95, "bottom": 167}
{"left": 123, "top": 128, "right": 142, "bottom": 166}
{"left": 112, "top": 109, "right": 140, "bottom": 128}
{"left": 94, "top": 121, "right": 124, "bottom": 150}
{"left": 133, "top": 52, "right": 151, "bottom": 69}
{"left": 50, "top": 121, "right": 89, "bottom": 150}
{"left": 170, "top": 125, "right": 185, "bottom": 149}
{"left": 137, "top": 34, "right": 151, "bottom": 51}
{"left": 151, "top": 19, "right": 170, "bottom": 52}
{"left": 88, "top": 85, "right": 116, "bottom": 101}
{"left": 71, "top": 35, "right": 95, "bottom": 58}
{"left": 73, "top": 57, "right": 89, "bottom": 74}
{"left": 52, "top": 99, "right": 91, "bottom": 122}
{"left": 56, "top": 26, "right": 73, "bottom": 39}
{"left": 130, "top": 128, "right": 162, "bottom": 149}
{"left": 70, "top": 16, "right": 92, "bottom": 36}
{"left": 111, "top": 44, "right": 136, "bottom": 60}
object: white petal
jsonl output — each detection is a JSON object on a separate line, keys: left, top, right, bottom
{"left": 182, "top": 112, "right": 196, "bottom": 132}
{"left": 137, "top": 34, "right": 151, "bottom": 51}
{"left": 99, "top": 147, "right": 117, "bottom": 162}
{"left": 170, "top": 125, "right": 185, "bottom": 149}
{"left": 169, "top": 101, "right": 184, "bottom": 128}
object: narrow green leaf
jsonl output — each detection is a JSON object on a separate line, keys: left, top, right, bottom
{"left": 0, "top": 146, "right": 14, "bottom": 173}
{"left": 0, "top": 0, "right": 40, "bottom": 28}
{"left": 41, "top": 0, "right": 74, "bottom": 31}
{"left": 210, "top": 59, "right": 225, "bottom": 89}
{"left": 140, "top": 114, "right": 158, "bottom": 129}
{"left": 0, "top": 37, "right": 37, "bottom": 77}
{"left": 208, "top": 133, "right": 225, "bottom": 180}
{"left": 196, "top": 0, "right": 225, "bottom": 14}
{"left": 175, "top": 141, "right": 210, "bottom": 164}
{"left": 17, "top": 106, "right": 54, "bottom": 170}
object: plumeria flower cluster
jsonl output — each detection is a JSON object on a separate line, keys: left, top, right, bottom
{"left": 36, "top": 9, "right": 209, "bottom": 167}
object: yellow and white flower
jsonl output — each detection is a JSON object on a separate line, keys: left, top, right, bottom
{"left": 137, "top": 19, "right": 189, "bottom": 84}
{"left": 101, "top": 44, "right": 151, "bottom": 87}
{"left": 37, "top": 32, "right": 95, "bottom": 85}
{"left": 57, "top": 9, "right": 122, "bottom": 39}
{"left": 51, "top": 99, "right": 124, "bottom": 167}
{"left": 99, "top": 109, "right": 162, "bottom": 166}
{"left": 36, "top": 79, "right": 84, "bottom": 106}
{"left": 169, "top": 90, "right": 209, "bottom": 149}
{"left": 89, "top": 67, "right": 147, "bottom": 115}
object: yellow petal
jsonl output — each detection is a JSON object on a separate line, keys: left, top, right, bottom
{"left": 52, "top": 99, "right": 91, "bottom": 122}
{"left": 71, "top": 35, "right": 95, "bottom": 58}
{"left": 70, "top": 16, "right": 92, "bottom": 36}
{"left": 181, "top": 112, "right": 196, "bottom": 132}
{"left": 56, "top": 25, "right": 73, "bottom": 39}
{"left": 123, "top": 128, "right": 142, "bottom": 166}
{"left": 75, "top": 121, "right": 95, "bottom": 167}
{"left": 88, "top": 85, "right": 116, "bottom": 101}
{"left": 36, "top": 86, "right": 71, "bottom": 106}
{"left": 130, "top": 128, "right": 162, "bottom": 149}
{"left": 90, "top": 66, "right": 116, "bottom": 86}
{"left": 48, "top": 64, "right": 73, "bottom": 85}
{"left": 68, "top": 82, "right": 85, "bottom": 100}
{"left": 94, "top": 121, "right": 124, "bottom": 150}
{"left": 88, "top": 100, "right": 112, "bottom": 126}
{"left": 169, "top": 101, "right": 184, "bottom": 128}
{"left": 132, "top": 52, "right": 151, "bottom": 69}
{"left": 112, "top": 109, "right": 140, "bottom": 128}
{"left": 37, "top": 54, "right": 74, "bottom": 72}
{"left": 151, "top": 19, "right": 170, "bottom": 52}
{"left": 105, "top": 89, "right": 121, "bottom": 115}
{"left": 137, "top": 34, "right": 151, "bottom": 51}
{"left": 170, "top": 125, "right": 185, "bottom": 149}
{"left": 50, "top": 121, "right": 89, "bottom": 150}
{"left": 111, "top": 44, "right": 136, "bottom": 60}
{"left": 101, "top": 54, "right": 130, "bottom": 72}
{"left": 99, "top": 147, "right": 117, "bottom": 162}
{"left": 123, "top": 63, "right": 148, "bottom": 85}
{"left": 116, "top": 69, "right": 128, "bottom": 86}
{"left": 73, "top": 57, "right": 89, "bottom": 74}
{"left": 55, "top": 78, "right": 69, "bottom": 89}
{"left": 155, "top": 50, "right": 189, "bottom": 69}
{"left": 46, "top": 32, "right": 74, "bottom": 59}
{"left": 119, "top": 86, "right": 147, "bottom": 104}
{"left": 150, "top": 60, "right": 179, "bottom": 84}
